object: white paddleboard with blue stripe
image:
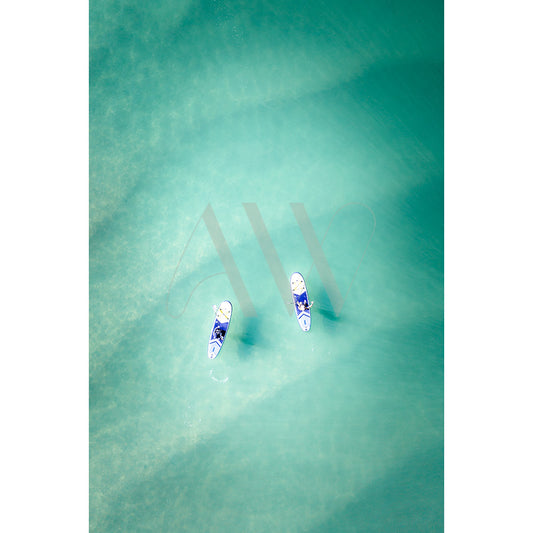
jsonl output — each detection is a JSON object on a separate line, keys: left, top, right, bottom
{"left": 208, "top": 300, "right": 232, "bottom": 359}
{"left": 290, "top": 272, "right": 312, "bottom": 331}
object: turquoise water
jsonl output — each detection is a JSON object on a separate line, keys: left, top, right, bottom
{"left": 90, "top": 0, "right": 443, "bottom": 531}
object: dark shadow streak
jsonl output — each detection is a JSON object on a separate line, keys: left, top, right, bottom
{"left": 234, "top": 316, "right": 267, "bottom": 360}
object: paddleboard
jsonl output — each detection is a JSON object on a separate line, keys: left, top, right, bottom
{"left": 208, "top": 300, "right": 232, "bottom": 359}
{"left": 290, "top": 272, "right": 312, "bottom": 331}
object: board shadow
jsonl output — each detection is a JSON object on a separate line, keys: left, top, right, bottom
{"left": 233, "top": 316, "right": 268, "bottom": 360}
{"left": 311, "top": 286, "right": 347, "bottom": 331}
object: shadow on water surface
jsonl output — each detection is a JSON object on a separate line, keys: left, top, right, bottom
{"left": 233, "top": 315, "right": 268, "bottom": 360}
{"left": 311, "top": 287, "right": 346, "bottom": 331}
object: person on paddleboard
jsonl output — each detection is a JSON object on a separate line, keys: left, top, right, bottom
{"left": 214, "top": 326, "right": 225, "bottom": 340}
{"left": 297, "top": 299, "right": 314, "bottom": 312}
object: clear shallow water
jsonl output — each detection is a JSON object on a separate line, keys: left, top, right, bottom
{"left": 90, "top": 0, "right": 443, "bottom": 531}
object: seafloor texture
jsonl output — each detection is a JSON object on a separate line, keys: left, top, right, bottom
{"left": 90, "top": 0, "right": 443, "bottom": 531}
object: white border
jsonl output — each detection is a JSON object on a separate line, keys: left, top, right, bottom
{"left": 1, "top": 2, "right": 88, "bottom": 531}
{"left": 446, "top": 1, "right": 532, "bottom": 531}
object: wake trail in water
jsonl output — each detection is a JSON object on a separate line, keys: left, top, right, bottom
{"left": 210, "top": 369, "right": 229, "bottom": 383}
